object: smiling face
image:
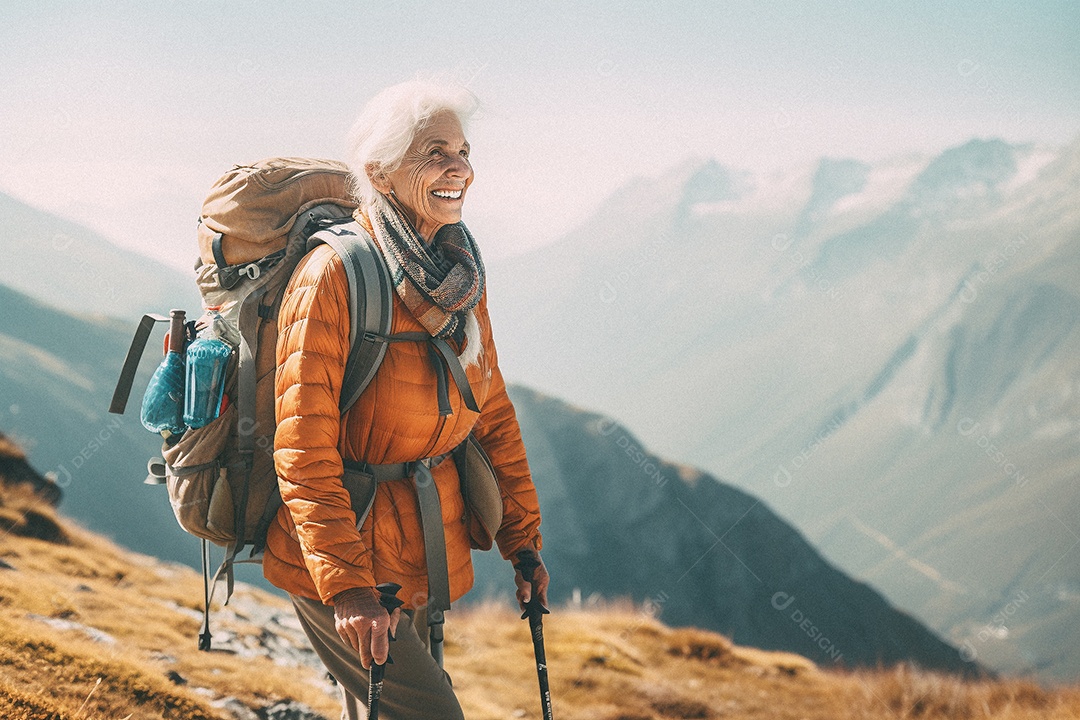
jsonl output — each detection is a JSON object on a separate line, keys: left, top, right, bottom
{"left": 371, "top": 110, "right": 473, "bottom": 243}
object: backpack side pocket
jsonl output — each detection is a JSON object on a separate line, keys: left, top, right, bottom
{"left": 162, "top": 404, "right": 238, "bottom": 545}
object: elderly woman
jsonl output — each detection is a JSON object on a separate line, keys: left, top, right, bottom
{"left": 262, "top": 81, "right": 549, "bottom": 719}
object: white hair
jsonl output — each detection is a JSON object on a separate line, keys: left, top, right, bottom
{"left": 346, "top": 80, "right": 480, "bottom": 206}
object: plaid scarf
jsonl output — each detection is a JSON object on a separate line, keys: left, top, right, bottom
{"left": 367, "top": 195, "right": 485, "bottom": 340}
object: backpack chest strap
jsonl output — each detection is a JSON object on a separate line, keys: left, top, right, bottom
{"left": 379, "top": 332, "right": 480, "bottom": 415}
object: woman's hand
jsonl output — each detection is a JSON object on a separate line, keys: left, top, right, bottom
{"left": 513, "top": 548, "right": 550, "bottom": 611}
{"left": 332, "top": 587, "right": 402, "bottom": 669}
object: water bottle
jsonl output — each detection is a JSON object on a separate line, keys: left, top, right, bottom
{"left": 183, "top": 310, "right": 234, "bottom": 429}
{"left": 141, "top": 309, "right": 188, "bottom": 438}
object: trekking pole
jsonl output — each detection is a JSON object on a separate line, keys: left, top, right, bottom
{"left": 368, "top": 582, "right": 403, "bottom": 720}
{"left": 514, "top": 552, "right": 554, "bottom": 720}
{"left": 198, "top": 538, "right": 213, "bottom": 651}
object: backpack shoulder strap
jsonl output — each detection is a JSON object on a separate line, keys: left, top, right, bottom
{"left": 307, "top": 220, "right": 394, "bottom": 414}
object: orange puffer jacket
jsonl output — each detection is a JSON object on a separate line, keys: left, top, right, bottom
{"left": 263, "top": 227, "right": 542, "bottom": 608}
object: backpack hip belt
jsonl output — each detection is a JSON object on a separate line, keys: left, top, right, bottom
{"left": 342, "top": 451, "right": 452, "bottom": 486}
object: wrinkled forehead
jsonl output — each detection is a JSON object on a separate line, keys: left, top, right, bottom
{"left": 411, "top": 110, "right": 468, "bottom": 149}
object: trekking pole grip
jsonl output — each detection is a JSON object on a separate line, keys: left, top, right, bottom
{"left": 515, "top": 552, "right": 539, "bottom": 582}
{"left": 515, "top": 551, "right": 555, "bottom": 720}
{"left": 514, "top": 551, "right": 550, "bottom": 618}
{"left": 167, "top": 309, "right": 187, "bottom": 354}
{"left": 375, "top": 582, "right": 404, "bottom": 644}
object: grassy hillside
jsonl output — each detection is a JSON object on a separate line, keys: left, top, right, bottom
{"left": 1, "top": 444, "right": 1078, "bottom": 719}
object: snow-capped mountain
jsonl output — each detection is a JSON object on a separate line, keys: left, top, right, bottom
{"left": 487, "top": 136, "right": 1080, "bottom": 680}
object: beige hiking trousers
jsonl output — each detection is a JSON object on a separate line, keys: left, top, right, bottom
{"left": 290, "top": 594, "right": 464, "bottom": 720}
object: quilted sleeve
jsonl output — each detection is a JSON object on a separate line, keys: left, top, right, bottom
{"left": 471, "top": 300, "right": 544, "bottom": 560}
{"left": 274, "top": 246, "right": 375, "bottom": 602}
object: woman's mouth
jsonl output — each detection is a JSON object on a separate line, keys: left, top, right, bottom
{"left": 431, "top": 189, "right": 463, "bottom": 200}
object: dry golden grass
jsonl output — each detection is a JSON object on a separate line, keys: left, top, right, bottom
{"left": 1, "top": 479, "right": 1078, "bottom": 719}
{"left": 0, "top": 615, "right": 221, "bottom": 720}
{"left": 0, "top": 484, "right": 342, "bottom": 719}
{"left": 447, "top": 607, "right": 1080, "bottom": 720}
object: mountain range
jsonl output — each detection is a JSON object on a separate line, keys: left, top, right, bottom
{"left": 487, "top": 136, "right": 1080, "bottom": 680}
{"left": 0, "top": 188, "right": 974, "bottom": 672}
{"left": 478, "top": 387, "right": 970, "bottom": 671}
{"left": 0, "top": 191, "right": 200, "bottom": 320}
{"left": 4, "top": 133, "right": 1077, "bottom": 679}
{"left": 0, "top": 282, "right": 198, "bottom": 563}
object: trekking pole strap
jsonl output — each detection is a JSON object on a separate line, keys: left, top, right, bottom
{"left": 110, "top": 313, "right": 169, "bottom": 414}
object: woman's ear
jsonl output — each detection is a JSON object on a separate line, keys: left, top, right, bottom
{"left": 367, "top": 163, "right": 391, "bottom": 194}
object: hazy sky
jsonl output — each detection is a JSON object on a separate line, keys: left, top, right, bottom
{"left": 1, "top": 1, "right": 1077, "bottom": 269}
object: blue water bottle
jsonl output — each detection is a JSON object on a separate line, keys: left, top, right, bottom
{"left": 183, "top": 310, "right": 234, "bottom": 429}
{"left": 141, "top": 309, "right": 188, "bottom": 438}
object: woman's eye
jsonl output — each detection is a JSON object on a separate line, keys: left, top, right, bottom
{"left": 430, "top": 148, "right": 443, "bottom": 157}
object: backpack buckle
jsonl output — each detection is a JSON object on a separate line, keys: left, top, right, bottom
{"left": 217, "top": 264, "right": 243, "bottom": 290}
{"left": 216, "top": 250, "right": 285, "bottom": 290}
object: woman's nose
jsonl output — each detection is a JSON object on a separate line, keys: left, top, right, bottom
{"left": 447, "top": 154, "right": 472, "bottom": 179}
